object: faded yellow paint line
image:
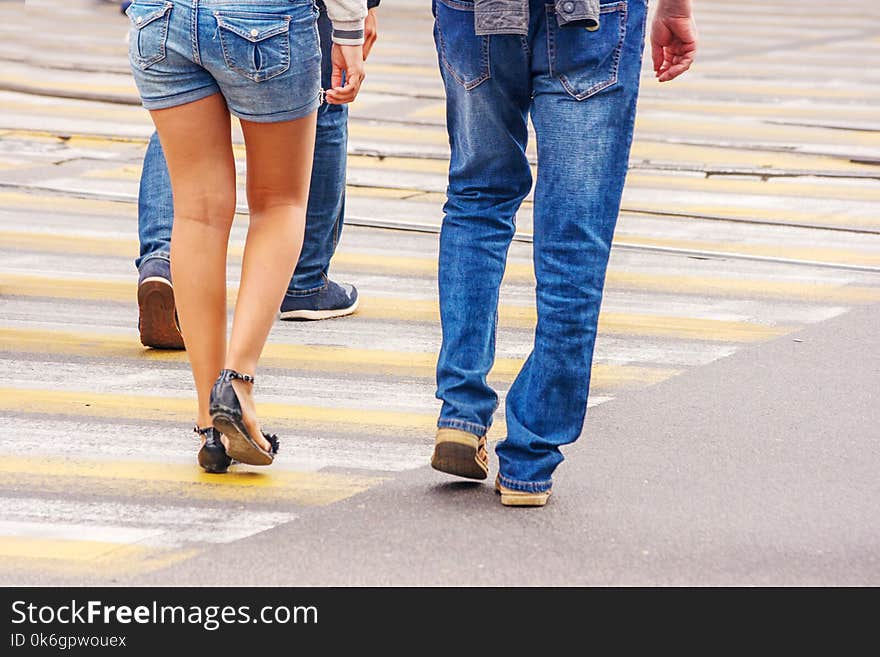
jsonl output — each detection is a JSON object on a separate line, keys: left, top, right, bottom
{"left": 646, "top": 77, "right": 880, "bottom": 103}
{"left": 0, "top": 539, "right": 199, "bottom": 577}
{"left": 0, "top": 98, "right": 153, "bottom": 124}
{"left": 606, "top": 270, "right": 880, "bottom": 305}
{"left": 348, "top": 154, "right": 450, "bottom": 174}
{"left": 635, "top": 112, "right": 880, "bottom": 148}
{"left": 0, "top": 536, "right": 152, "bottom": 562}
{"left": 616, "top": 234, "right": 880, "bottom": 268}
{"left": 626, "top": 171, "right": 880, "bottom": 203}
{"left": 637, "top": 97, "right": 880, "bottom": 124}
{"left": 0, "top": 274, "right": 789, "bottom": 341}
{"left": 0, "top": 72, "right": 137, "bottom": 97}
{"left": 0, "top": 190, "right": 135, "bottom": 217}
{"left": 0, "top": 129, "right": 145, "bottom": 150}
{"left": 0, "top": 326, "right": 679, "bottom": 389}
{"left": 625, "top": 201, "right": 880, "bottom": 229}
{"left": 0, "top": 230, "right": 140, "bottom": 257}
{"left": 365, "top": 63, "right": 441, "bottom": 78}
{"left": 357, "top": 297, "right": 787, "bottom": 341}
{"left": 409, "top": 103, "right": 446, "bottom": 119}
{"left": 75, "top": 159, "right": 880, "bottom": 206}
{"left": 348, "top": 122, "right": 450, "bottom": 146}
{"left": 627, "top": 171, "right": 880, "bottom": 201}
{"left": 7, "top": 230, "right": 878, "bottom": 303}
{"left": 0, "top": 454, "right": 384, "bottom": 506}
{"left": 80, "top": 164, "right": 431, "bottom": 201}
{"left": 0, "top": 387, "right": 440, "bottom": 435}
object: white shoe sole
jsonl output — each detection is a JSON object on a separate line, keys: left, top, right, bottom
{"left": 278, "top": 296, "right": 359, "bottom": 321}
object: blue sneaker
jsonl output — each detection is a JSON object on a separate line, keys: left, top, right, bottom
{"left": 137, "top": 257, "right": 185, "bottom": 350}
{"left": 279, "top": 280, "right": 359, "bottom": 321}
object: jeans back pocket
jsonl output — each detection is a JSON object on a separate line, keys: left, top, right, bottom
{"left": 127, "top": 1, "right": 173, "bottom": 70}
{"left": 433, "top": 0, "right": 490, "bottom": 91}
{"left": 547, "top": 1, "right": 627, "bottom": 100}
{"left": 214, "top": 11, "right": 292, "bottom": 83}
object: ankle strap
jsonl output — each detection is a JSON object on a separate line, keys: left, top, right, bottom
{"left": 194, "top": 425, "right": 213, "bottom": 436}
{"left": 219, "top": 369, "right": 255, "bottom": 384}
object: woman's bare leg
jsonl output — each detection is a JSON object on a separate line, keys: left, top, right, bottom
{"left": 225, "top": 114, "right": 318, "bottom": 448}
{"left": 149, "top": 94, "right": 237, "bottom": 430}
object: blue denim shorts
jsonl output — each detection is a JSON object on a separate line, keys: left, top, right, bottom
{"left": 126, "top": 0, "right": 321, "bottom": 122}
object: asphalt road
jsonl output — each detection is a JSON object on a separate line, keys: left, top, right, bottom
{"left": 0, "top": 0, "right": 878, "bottom": 585}
{"left": 138, "top": 301, "right": 880, "bottom": 586}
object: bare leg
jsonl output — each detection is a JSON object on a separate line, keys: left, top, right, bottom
{"left": 225, "top": 114, "right": 318, "bottom": 448}
{"left": 149, "top": 94, "right": 236, "bottom": 430}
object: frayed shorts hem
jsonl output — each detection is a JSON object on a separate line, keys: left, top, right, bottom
{"left": 140, "top": 84, "right": 221, "bottom": 111}
{"left": 230, "top": 94, "right": 321, "bottom": 124}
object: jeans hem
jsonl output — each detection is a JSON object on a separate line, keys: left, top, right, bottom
{"left": 497, "top": 473, "right": 553, "bottom": 493}
{"left": 437, "top": 418, "right": 488, "bottom": 438}
{"left": 285, "top": 275, "right": 328, "bottom": 298}
{"left": 139, "top": 252, "right": 170, "bottom": 268}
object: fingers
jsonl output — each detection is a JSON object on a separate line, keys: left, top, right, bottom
{"left": 325, "top": 74, "right": 362, "bottom": 104}
{"left": 651, "top": 41, "right": 665, "bottom": 77}
{"left": 326, "top": 43, "right": 365, "bottom": 104}
{"left": 656, "top": 45, "right": 696, "bottom": 82}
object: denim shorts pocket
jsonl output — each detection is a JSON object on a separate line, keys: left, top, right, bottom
{"left": 126, "top": 1, "right": 173, "bottom": 70}
{"left": 547, "top": 1, "right": 627, "bottom": 100}
{"left": 433, "top": 0, "right": 490, "bottom": 91}
{"left": 214, "top": 11, "right": 292, "bottom": 83}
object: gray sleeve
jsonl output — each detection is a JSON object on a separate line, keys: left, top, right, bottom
{"left": 324, "top": 0, "right": 368, "bottom": 45}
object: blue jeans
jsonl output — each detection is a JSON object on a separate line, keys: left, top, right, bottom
{"left": 433, "top": 0, "right": 647, "bottom": 492}
{"left": 136, "top": 4, "right": 347, "bottom": 295}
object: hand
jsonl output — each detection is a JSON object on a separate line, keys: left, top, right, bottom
{"left": 651, "top": 0, "right": 697, "bottom": 82}
{"left": 325, "top": 44, "right": 365, "bottom": 104}
{"left": 363, "top": 8, "right": 378, "bottom": 61}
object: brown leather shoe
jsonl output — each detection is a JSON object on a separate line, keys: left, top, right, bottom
{"left": 431, "top": 428, "right": 489, "bottom": 480}
{"left": 495, "top": 475, "right": 551, "bottom": 507}
{"left": 137, "top": 258, "right": 184, "bottom": 350}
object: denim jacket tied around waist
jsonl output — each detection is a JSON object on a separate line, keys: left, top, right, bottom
{"left": 474, "top": 0, "right": 600, "bottom": 35}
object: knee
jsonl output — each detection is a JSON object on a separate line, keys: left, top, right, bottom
{"left": 246, "top": 185, "right": 305, "bottom": 219}
{"left": 174, "top": 188, "right": 236, "bottom": 227}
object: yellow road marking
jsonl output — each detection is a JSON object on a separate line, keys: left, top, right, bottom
{"left": 615, "top": 234, "right": 880, "bottom": 268}
{"left": 0, "top": 326, "right": 680, "bottom": 389}
{"left": 624, "top": 201, "right": 880, "bottom": 229}
{"left": 349, "top": 122, "right": 450, "bottom": 146}
{"left": 355, "top": 298, "right": 788, "bottom": 341}
{"left": 0, "top": 454, "right": 384, "bottom": 506}
{"left": 365, "top": 63, "right": 441, "bottom": 78}
{"left": 636, "top": 97, "right": 880, "bottom": 123}
{"left": 0, "top": 536, "right": 154, "bottom": 562}
{"left": 0, "top": 72, "right": 137, "bottom": 96}
{"left": 0, "top": 538, "right": 198, "bottom": 576}
{"left": 0, "top": 387, "right": 440, "bottom": 434}
{"left": 7, "top": 230, "right": 878, "bottom": 303}
{"left": 0, "top": 190, "right": 134, "bottom": 216}
{"left": 646, "top": 76, "right": 880, "bottom": 103}
{"left": 635, "top": 112, "right": 880, "bottom": 148}
{"left": 625, "top": 171, "right": 880, "bottom": 203}
{"left": 79, "top": 149, "right": 880, "bottom": 206}
{"left": 6, "top": 121, "right": 875, "bottom": 179}
{"left": 0, "top": 274, "right": 789, "bottom": 341}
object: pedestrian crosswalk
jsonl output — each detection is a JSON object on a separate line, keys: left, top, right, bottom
{"left": 1, "top": 0, "right": 879, "bottom": 583}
